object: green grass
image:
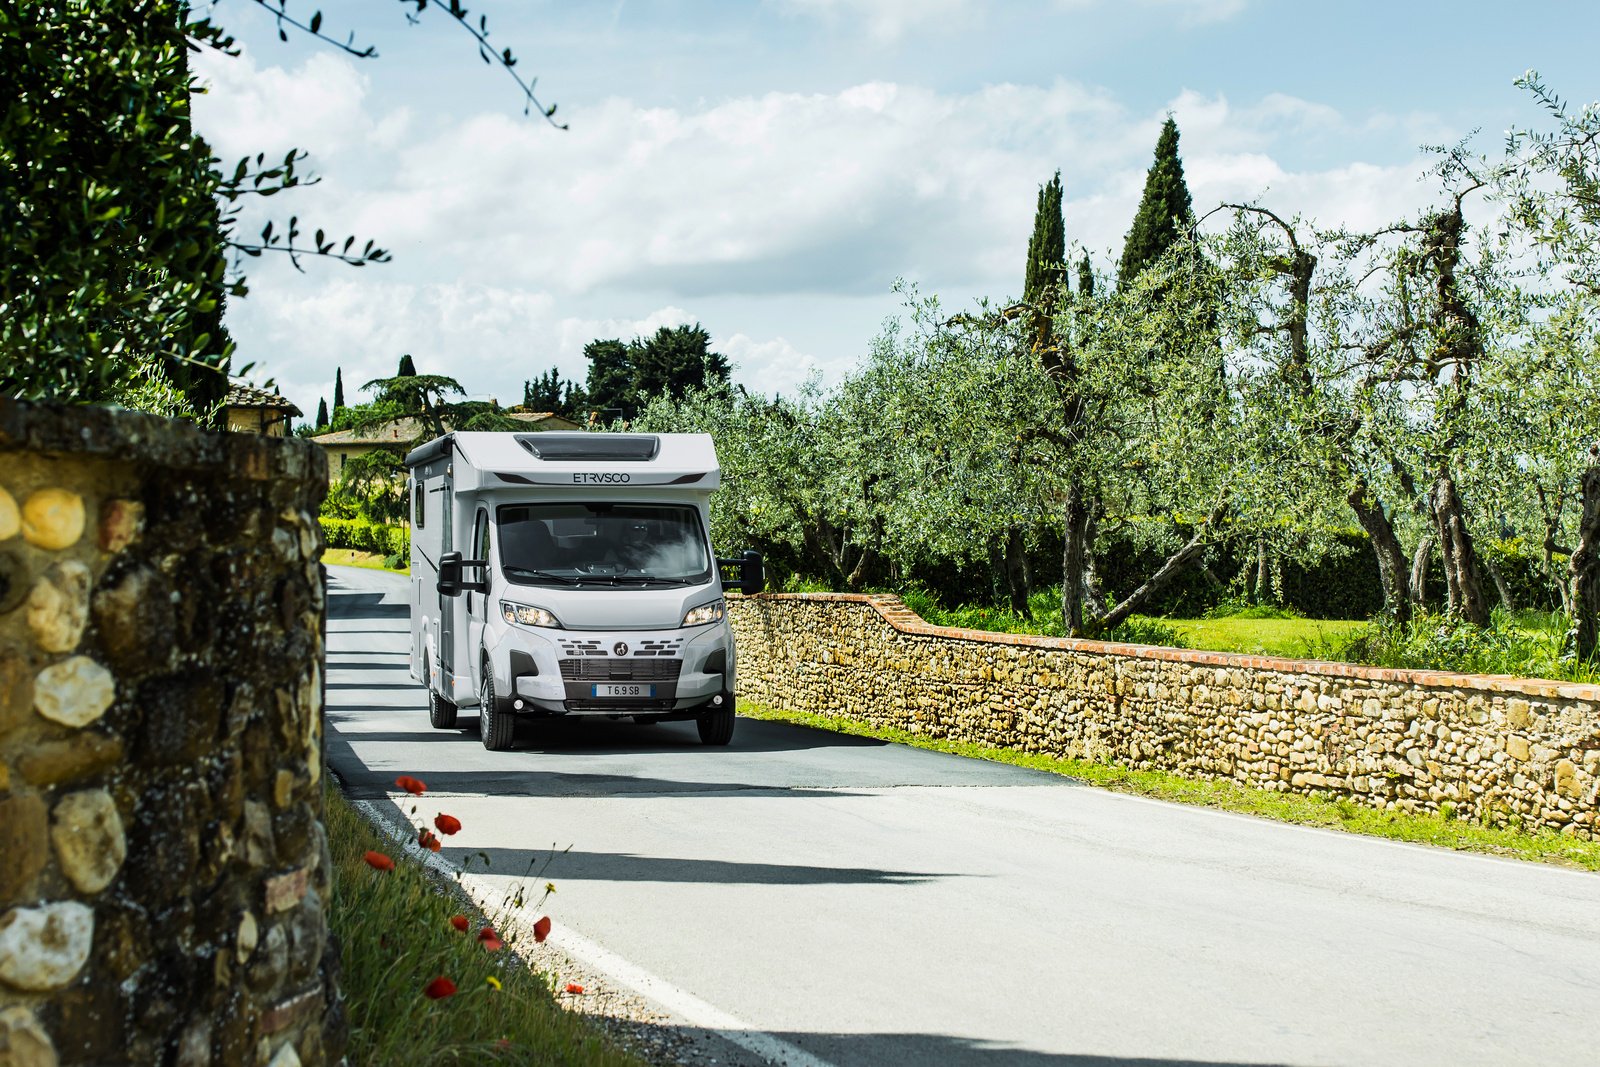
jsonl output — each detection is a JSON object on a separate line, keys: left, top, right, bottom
{"left": 892, "top": 589, "right": 1597, "bottom": 683}
{"left": 1161, "top": 616, "right": 1367, "bottom": 657}
{"left": 740, "top": 703, "right": 1600, "bottom": 871}
{"left": 326, "top": 785, "right": 645, "bottom": 1066}
{"left": 324, "top": 547, "right": 408, "bottom": 574}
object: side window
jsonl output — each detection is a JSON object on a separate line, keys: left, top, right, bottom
{"left": 413, "top": 480, "right": 425, "bottom": 529}
{"left": 474, "top": 509, "right": 490, "bottom": 562}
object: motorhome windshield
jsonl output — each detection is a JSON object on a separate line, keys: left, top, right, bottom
{"left": 496, "top": 503, "right": 712, "bottom": 587}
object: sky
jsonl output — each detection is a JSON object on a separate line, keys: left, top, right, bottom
{"left": 189, "top": 0, "right": 1600, "bottom": 422}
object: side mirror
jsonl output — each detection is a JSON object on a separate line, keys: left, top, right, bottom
{"left": 437, "top": 551, "right": 463, "bottom": 597}
{"left": 740, "top": 550, "right": 765, "bottom": 594}
{"left": 719, "top": 550, "right": 765, "bottom": 593}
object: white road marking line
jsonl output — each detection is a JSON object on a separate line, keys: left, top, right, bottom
{"left": 545, "top": 924, "right": 839, "bottom": 1067}
{"left": 352, "top": 798, "right": 840, "bottom": 1067}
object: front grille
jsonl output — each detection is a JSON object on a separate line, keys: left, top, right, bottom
{"left": 559, "top": 658, "right": 683, "bottom": 682}
{"left": 564, "top": 698, "right": 676, "bottom": 712}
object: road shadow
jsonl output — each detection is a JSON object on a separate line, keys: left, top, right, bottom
{"left": 448, "top": 844, "right": 954, "bottom": 887}
{"left": 331, "top": 760, "right": 873, "bottom": 801}
{"left": 327, "top": 592, "right": 407, "bottom": 621}
{"left": 645, "top": 1030, "right": 1292, "bottom": 1067}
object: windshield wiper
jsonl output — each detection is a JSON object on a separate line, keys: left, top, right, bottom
{"left": 567, "top": 574, "right": 695, "bottom": 586}
{"left": 503, "top": 567, "right": 578, "bottom": 585}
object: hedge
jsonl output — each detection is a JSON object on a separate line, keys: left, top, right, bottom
{"left": 320, "top": 517, "right": 410, "bottom": 559}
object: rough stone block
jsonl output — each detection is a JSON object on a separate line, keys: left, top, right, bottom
{"left": 50, "top": 788, "right": 127, "bottom": 894}
{"left": 33, "top": 656, "right": 115, "bottom": 728}
{"left": 0, "top": 792, "right": 49, "bottom": 904}
{"left": 27, "top": 561, "right": 91, "bottom": 652}
{"left": 0, "top": 1006, "right": 56, "bottom": 1067}
{"left": 0, "top": 901, "right": 94, "bottom": 991}
{"left": 21, "top": 488, "right": 85, "bottom": 550}
{"left": 17, "top": 732, "right": 124, "bottom": 787}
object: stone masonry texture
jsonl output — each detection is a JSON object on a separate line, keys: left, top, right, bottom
{"left": 0, "top": 400, "right": 340, "bottom": 1066}
{"left": 728, "top": 594, "right": 1600, "bottom": 838}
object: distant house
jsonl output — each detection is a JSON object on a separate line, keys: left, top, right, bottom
{"left": 223, "top": 384, "right": 301, "bottom": 436}
{"left": 309, "top": 410, "right": 580, "bottom": 480}
{"left": 504, "top": 410, "right": 582, "bottom": 431}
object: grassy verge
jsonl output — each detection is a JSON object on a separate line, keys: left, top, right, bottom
{"left": 1162, "top": 616, "right": 1366, "bottom": 657}
{"left": 740, "top": 703, "right": 1600, "bottom": 872}
{"left": 324, "top": 547, "right": 408, "bottom": 574}
{"left": 325, "top": 785, "right": 645, "bottom": 1066}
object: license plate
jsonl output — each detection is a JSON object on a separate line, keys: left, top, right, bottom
{"left": 592, "top": 684, "right": 654, "bottom": 698}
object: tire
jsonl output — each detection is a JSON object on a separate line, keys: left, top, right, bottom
{"left": 696, "top": 701, "right": 735, "bottom": 746}
{"left": 427, "top": 657, "right": 457, "bottom": 729}
{"left": 480, "top": 671, "right": 515, "bottom": 751}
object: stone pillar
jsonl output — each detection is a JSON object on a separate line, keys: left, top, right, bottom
{"left": 0, "top": 401, "right": 341, "bottom": 1066}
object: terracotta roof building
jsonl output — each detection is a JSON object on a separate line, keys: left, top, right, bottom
{"left": 222, "top": 384, "right": 301, "bottom": 436}
{"left": 308, "top": 411, "right": 581, "bottom": 480}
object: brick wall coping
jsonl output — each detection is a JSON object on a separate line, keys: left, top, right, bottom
{"left": 731, "top": 592, "right": 1600, "bottom": 702}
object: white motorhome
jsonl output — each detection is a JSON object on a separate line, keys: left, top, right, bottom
{"left": 404, "top": 431, "right": 764, "bottom": 750}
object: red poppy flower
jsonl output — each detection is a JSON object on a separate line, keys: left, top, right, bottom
{"left": 424, "top": 976, "right": 457, "bottom": 1000}
{"left": 395, "top": 776, "right": 427, "bottom": 796}
{"left": 532, "top": 916, "right": 552, "bottom": 943}
{"left": 480, "top": 934, "right": 504, "bottom": 952}
{"left": 363, "top": 851, "right": 395, "bottom": 872}
{"left": 434, "top": 813, "right": 462, "bottom": 835}
{"left": 449, "top": 915, "right": 469, "bottom": 933}
{"left": 418, "top": 829, "right": 442, "bottom": 852}
{"left": 564, "top": 982, "right": 584, "bottom": 995}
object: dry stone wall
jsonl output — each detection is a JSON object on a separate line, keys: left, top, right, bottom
{"left": 0, "top": 401, "right": 340, "bottom": 1066}
{"left": 729, "top": 594, "right": 1600, "bottom": 838}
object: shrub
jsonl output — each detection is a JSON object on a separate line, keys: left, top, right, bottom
{"left": 1325, "top": 609, "right": 1599, "bottom": 684}
{"left": 1203, "top": 597, "right": 1305, "bottom": 620}
{"left": 321, "top": 517, "right": 410, "bottom": 558}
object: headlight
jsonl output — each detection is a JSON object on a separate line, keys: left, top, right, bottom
{"left": 500, "top": 601, "right": 561, "bottom": 628}
{"left": 682, "top": 599, "right": 725, "bottom": 627}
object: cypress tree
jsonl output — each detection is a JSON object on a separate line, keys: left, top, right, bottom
{"left": 1076, "top": 253, "right": 1094, "bottom": 297}
{"left": 315, "top": 397, "right": 328, "bottom": 429}
{"left": 333, "top": 367, "right": 345, "bottom": 413}
{"left": 1117, "top": 116, "right": 1195, "bottom": 286}
{"left": 1024, "top": 171, "right": 1065, "bottom": 307}
{"left": 397, "top": 353, "right": 417, "bottom": 377}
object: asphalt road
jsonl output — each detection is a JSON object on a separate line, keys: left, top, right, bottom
{"left": 325, "top": 565, "right": 1600, "bottom": 1067}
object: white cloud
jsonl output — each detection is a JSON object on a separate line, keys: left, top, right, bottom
{"left": 773, "top": 0, "right": 979, "bottom": 41}
{"left": 195, "top": 44, "right": 1444, "bottom": 418}
{"left": 778, "top": 0, "right": 1249, "bottom": 39}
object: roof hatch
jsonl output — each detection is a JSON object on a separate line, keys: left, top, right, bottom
{"left": 517, "top": 433, "right": 660, "bottom": 462}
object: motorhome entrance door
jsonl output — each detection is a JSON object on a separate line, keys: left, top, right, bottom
{"left": 465, "top": 507, "right": 491, "bottom": 691}
{"left": 437, "top": 467, "right": 455, "bottom": 693}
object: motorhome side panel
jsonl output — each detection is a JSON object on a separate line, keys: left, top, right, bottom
{"left": 408, "top": 456, "right": 451, "bottom": 689}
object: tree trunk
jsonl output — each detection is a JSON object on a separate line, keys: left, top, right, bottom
{"left": 1081, "top": 506, "right": 1105, "bottom": 622}
{"left": 1432, "top": 471, "right": 1490, "bottom": 626}
{"left": 1485, "top": 559, "right": 1515, "bottom": 612}
{"left": 1410, "top": 534, "right": 1434, "bottom": 614}
{"left": 1088, "top": 499, "right": 1228, "bottom": 637}
{"left": 1570, "top": 456, "right": 1600, "bottom": 662}
{"left": 1254, "top": 537, "right": 1273, "bottom": 604}
{"left": 1004, "top": 526, "right": 1032, "bottom": 619}
{"left": 1346, "top": 478, "right": 1412, "bottom": 625}
{"left": 1061, "top": 484, "right": 1092, "bottom": 636}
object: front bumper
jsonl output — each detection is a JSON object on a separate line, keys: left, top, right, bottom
{"left": 494, "top": 623, "right": 730, "bottom": 716}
